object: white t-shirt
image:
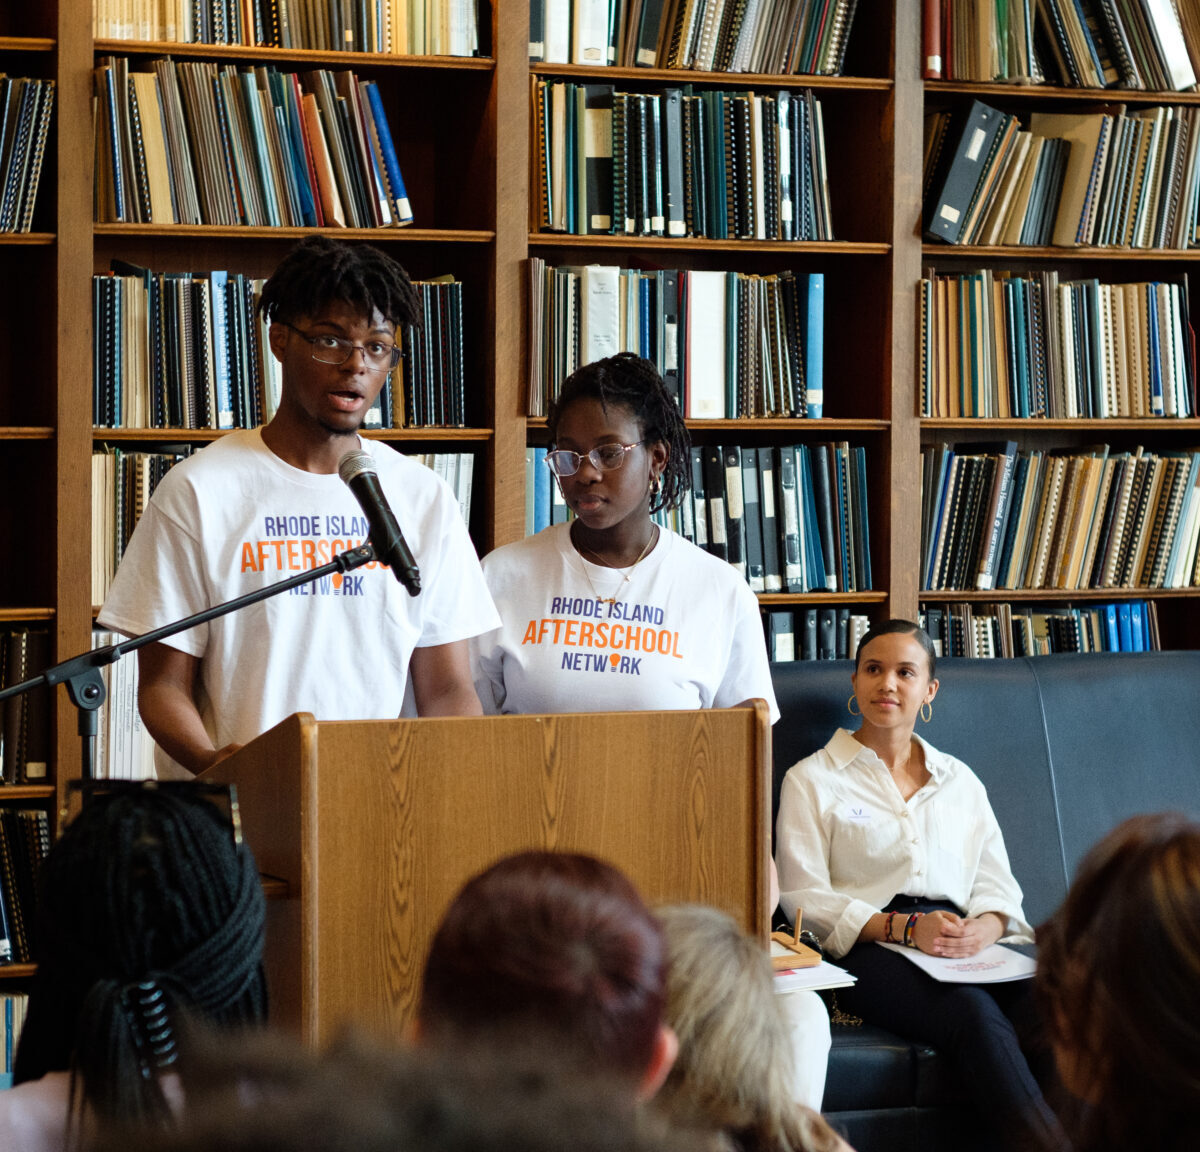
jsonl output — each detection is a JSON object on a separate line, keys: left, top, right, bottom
{"left": 775, "top": 728, "right": 1032, "bottom": 959}
{"left": 98, "top": 430, "right": 500, "bottom": 773}
{"left": 472, "top": 523, "right": 779, "bottom": 721}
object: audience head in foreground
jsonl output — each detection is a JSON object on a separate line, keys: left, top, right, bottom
{"left": 654, "top": 905, "right": 845, "bottom": 1152}
{"left": 93, "top": 1031, "right": 714, "bottom": 1152}
{"left": 417, "top": 850, "right": 677, "bottom": 1096}
{"left": 1037, "top": 811, "right": 1200, "bottom": 1152}
{"left": 13, "top": 782, "right": 267, "bottom": 1130}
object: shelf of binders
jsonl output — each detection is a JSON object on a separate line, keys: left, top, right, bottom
{"left": 922, "top": 245, "right": 1200, "bottom": 261}
{"left": 530, "top": 79, "right": 893, "bottom": 246}
{"left": 924, "top": 419, "right": 1200, "bottom": 430}
{"left": 94, "top": 426, "right": 495, "bottom": 442}
{"left": 536, "top": 235, "right": 888, "bottom": 254}
{"left": 919, "top": 587, "right": 1200, "bottom": 602}
{"left": 94, "top": 40, "right": 494, "bottom": 69}
{"left": 528, "top": 418, "right": 887, "bottom": 431}
{"left": 530, "top": 64, "right": 890, "bottom": 90}
{"left": 95, "top": 225, "right": 495, "bottom": 242}
{"left": 926, "top": 82, "right": 1200, "bottom": 108}
{"left": 91, "top": 51, "right": 496, "bottom": 232}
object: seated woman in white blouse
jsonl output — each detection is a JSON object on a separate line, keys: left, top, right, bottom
{"left": 775, "top": 619, "right": 1065, "bottom": 1152}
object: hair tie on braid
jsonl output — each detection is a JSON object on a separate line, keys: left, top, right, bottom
{"left": 122, "top": 979, "right": 180, "bottom": 1079}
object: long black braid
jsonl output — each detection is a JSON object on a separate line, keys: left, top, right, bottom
{"left": 257, "top": 235, "right": 422, "bottom": 328}
{"left": 13, "top": 789, "right": 267, "bottom": 1128}
{"left": 548, "top": 353, "right": 692, "bottom": 514}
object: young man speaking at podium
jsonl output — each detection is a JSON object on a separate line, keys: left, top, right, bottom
{"left": 98, "top": 238, "right": 499, "bottom": 776}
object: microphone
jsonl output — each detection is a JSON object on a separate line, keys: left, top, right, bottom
{"left": 338, "top": 449, "right": 421, "bottom": 597}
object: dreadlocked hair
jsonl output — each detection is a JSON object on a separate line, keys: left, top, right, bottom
{"left": 257, "top": 235, "right": 421, "bottom": 329}
{"left": 548, "top": 353, "right": 691, "bottom": 514}
{"left": 13, "top": 788, "right": 267, "bottom": 1130}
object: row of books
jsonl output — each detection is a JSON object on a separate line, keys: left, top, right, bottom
{"left": 93, "top": 267, "right": 466, "bottom": 430}
{"left": 405, "top": 452, "right": 476, "bottom": 528}
{"left": 92, "top": 448, "right": 191, "bottom": 604}
{"left": 526, "top": 441, "right": 872, "bottom": 593}
{"left": 93, "top": 268, "right": 277, "bottom": 431}
{"left": 96, "top": 0, "right": 480, "bottom": 55}
{"left": 534, "top": 81, "right": 833, "bottom": 240}
{"left": 924, "top": 100, "right": 1200, "bottom": 250}
{"left": 1, "top": 630, "right": 50, "bottom": 786}
{"left": 921, "top": 443, "right": 1200, "bottom": 593}
{"left": 923, "top": 0, "right": 1199, "bottom": 90}
{"left": 531, "top": 0, "right": 860, "bottom": 75}
{"left": 0, "top": 994, "right": 28, "bottom": 1074}
{"left": 924, "top": 105, "right": 1069, "bottom": 247}
{"left": 920, "top": 600, "right": 1160, "bottom": 659}
{"left": 91, "top": 630, "right": 158, "bottom": 782}
{"left": 527, "top": 260, "right": 823, "bottom": 420}
{"left": 0, "top": 78, "right": 54, "bottom": 235}
{"left": 364, "top": 277, "right": 468, "bottom": 430}
{"left": 94, "top": 58, "right": 413, "bottom": 228}
{"left": 0, "top": 809, "right": 50, "bottom": 965}
{"left": 918, "top": 269, "right": 1196, "bottom": 418}
{"left": 765, "top": 608, "right": 870, "bottom": 662}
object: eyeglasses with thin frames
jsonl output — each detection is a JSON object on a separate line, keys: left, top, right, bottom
{"left": 544, "top": 441, "right": 646, "bottom": 478}
{"left": 63, "top": 779, "right": 242, "bottom": 847}
{"left": 280, "top": 321, "right": 401, "bottom": 373}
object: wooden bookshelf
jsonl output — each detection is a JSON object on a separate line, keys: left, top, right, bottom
{"left": 4, "top": 0, "right": 1191, "bottom": 821}
{"left": 918, "top": 15, "right": 1200, "bottom": 653}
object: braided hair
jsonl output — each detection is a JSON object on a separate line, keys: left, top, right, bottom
{"left": 258, "top": 235, "right": 421, "bottom": 329}
{"left": 13, "top": 788, "right": 267, "bottom": 1128}
{"left": 548, "top": 353, "right": 691, "bottom": 514}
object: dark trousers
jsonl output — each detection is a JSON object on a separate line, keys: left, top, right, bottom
{"left": 837, "top": 898, "right": 1067, "bottom": 1152}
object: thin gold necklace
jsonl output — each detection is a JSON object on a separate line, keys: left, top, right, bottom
{"left": 571, "top": 525, "right": 658, "bottom": 605}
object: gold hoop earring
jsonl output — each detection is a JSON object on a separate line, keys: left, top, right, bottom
{"left": 921, "top": 702, "right": 933, "bottom": 723}
{"left": 847, "top": 694, "right": 862, "bottom": 716}
{"left": 650, "top": 473, "right": 661, "bottom": 498}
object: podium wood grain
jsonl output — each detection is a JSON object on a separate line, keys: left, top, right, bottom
{"left": 204, "top": 703, "right": 772, "bottom": 1045}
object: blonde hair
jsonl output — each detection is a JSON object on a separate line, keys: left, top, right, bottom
{"left": 654, "top": 905, "right": 841, "bottom": 1152}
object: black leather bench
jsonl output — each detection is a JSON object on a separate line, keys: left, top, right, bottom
{"left": 770, "top": 652, "right": 1200, "bottom": 1151}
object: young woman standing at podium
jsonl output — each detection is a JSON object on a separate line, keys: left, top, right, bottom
{"left": 469, "top": 354, "right": 837, "bottom": 1107}
{"left": 472, "top": 353, "right": 777, "bottom": 723}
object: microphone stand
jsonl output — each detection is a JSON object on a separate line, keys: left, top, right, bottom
{"left": 0, "top": 545, "right": 376, "bottom": 782}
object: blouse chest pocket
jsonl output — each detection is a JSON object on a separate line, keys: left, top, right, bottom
{"left": 826, "top": 804, "right": 903, "bottom": 881}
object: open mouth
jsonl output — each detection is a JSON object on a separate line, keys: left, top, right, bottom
{"left": 328, "top": 390, "right": 364, "bottom": 411}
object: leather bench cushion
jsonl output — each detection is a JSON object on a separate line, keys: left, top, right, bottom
{"left": 1030, "top": 651, "right": 1200, "bottom": 879}
{"left": 822, "top": 1023, "right": 918, "bottom": 1111}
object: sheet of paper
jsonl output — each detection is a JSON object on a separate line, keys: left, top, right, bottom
{"left": 771, "top": 941, "right": 857, "bottom": 992}
{"left": 877, "top": 941, "right": 1036, "bottom": 983}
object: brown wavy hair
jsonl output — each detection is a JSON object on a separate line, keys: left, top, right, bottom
{"left": 1037, "top": 812, "right": 1200, "bottom": 1152}
{"left": 419, "top": 851, "right": 667, "bottom": 1084}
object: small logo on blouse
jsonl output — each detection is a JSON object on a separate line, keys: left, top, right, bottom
{"left": 847, "top": 806, "right": 872, "bottom": 823}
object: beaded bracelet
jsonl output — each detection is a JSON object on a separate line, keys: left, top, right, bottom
{"left": 903, "top": 911, "right": 924, "bottom": 948}
{"left": 884, "top": 910, "right": 898, "bottom": 943}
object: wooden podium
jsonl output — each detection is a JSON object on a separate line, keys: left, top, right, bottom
{"left": 202, "top": 703, "right": 772, "bottom": 1045}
